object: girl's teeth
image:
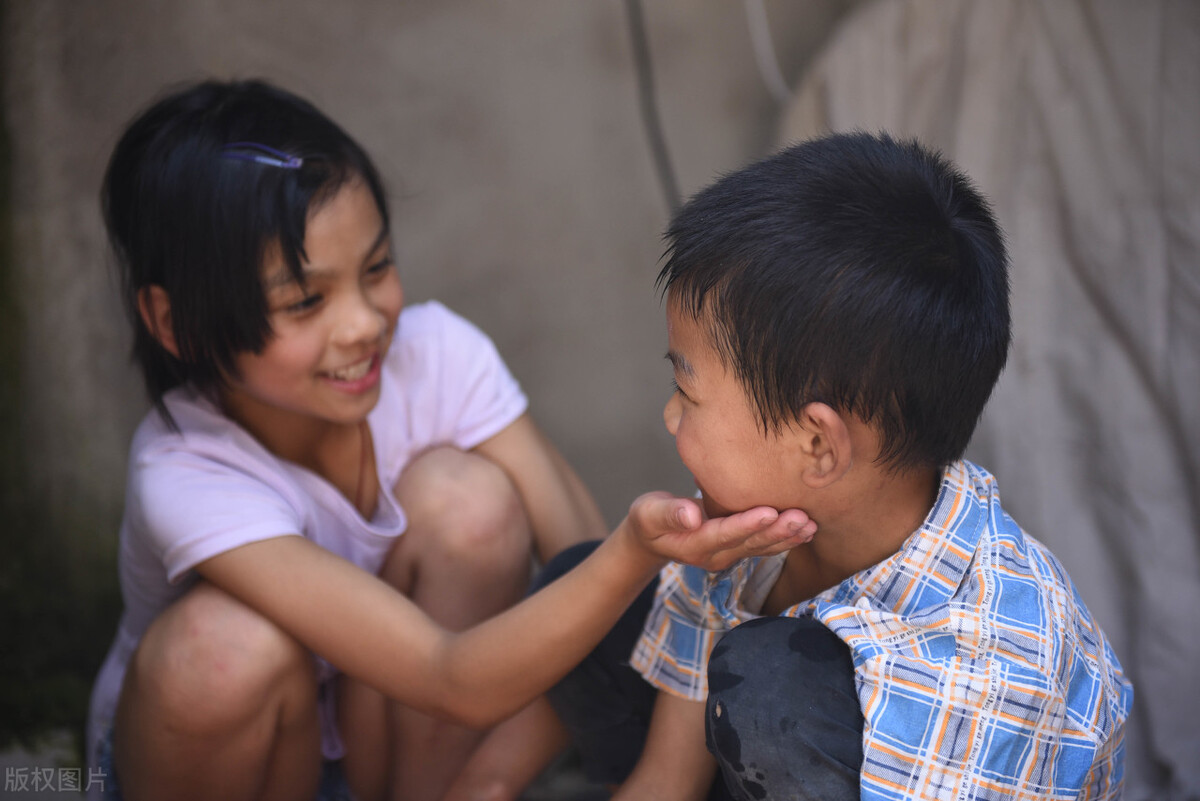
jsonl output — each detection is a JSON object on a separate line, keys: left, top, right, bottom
{"left": 330, "top": 360, "right": 371, "bottom": 381}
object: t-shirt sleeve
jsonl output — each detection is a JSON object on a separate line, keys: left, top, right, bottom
{"left": 422, "top": 302, "right": 529, "bottom": 449}
{"left": 129, "top": 446, "right": 303, "bottom": 584}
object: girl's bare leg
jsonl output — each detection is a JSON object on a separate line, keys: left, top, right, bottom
{"left": 340, "top": 446, "right": 533, "bottom": 801}
{"left": 114, "top": 581, "right": 321, "bottom": 801}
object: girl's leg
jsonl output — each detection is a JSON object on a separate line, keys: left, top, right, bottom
{"left": 339, "top": 446, "right": 534, "bottom": 801}
{"left": 114, "top": 581, "right": 321, "bottom": 801}
{"left": 705, "top": 616, "right": 864, "bottom": 801}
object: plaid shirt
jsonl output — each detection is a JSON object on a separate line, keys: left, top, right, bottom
{"left": 630, "top": 460, "right": 1133, "bottom": 800}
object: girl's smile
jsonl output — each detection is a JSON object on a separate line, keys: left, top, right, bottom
{"left": 320, "top": 353, "right": 383, "bottom": 393}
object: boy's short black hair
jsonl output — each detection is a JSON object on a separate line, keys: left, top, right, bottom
{"left": 102, "top": 79, "right": 390, "bottom": 422}
{"left": 658, "top": 132, "right": 1010, "bottom": 471}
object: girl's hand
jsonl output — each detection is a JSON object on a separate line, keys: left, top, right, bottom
{"left": 621, "top": 491, "right": 815, "bottom": 572}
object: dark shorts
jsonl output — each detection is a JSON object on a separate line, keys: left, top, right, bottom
{"left": 536, "top": 541, "right": 864, "bottom": 801}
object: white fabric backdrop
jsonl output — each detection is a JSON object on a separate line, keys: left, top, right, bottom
{"left": 778, "top": 1, "right": 1200, "bottom": 798}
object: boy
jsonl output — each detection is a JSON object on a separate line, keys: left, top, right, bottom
{"left": 479, "top": 132, "right": 1132, "bottom": 801}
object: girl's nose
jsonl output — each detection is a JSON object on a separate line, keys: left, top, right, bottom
{"left": 663, "top": 392, "right": 682, "bottom": 436}
{"left": 336, "top": 292, "right": 387, "bottom": 346}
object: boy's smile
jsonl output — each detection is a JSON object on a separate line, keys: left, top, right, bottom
{"left": 662, "top": 295, "right": 809, "bottom": 519}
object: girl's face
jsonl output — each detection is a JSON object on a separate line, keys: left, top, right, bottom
{"left": 218, "top": 180, "right": 402, "bottom": 440}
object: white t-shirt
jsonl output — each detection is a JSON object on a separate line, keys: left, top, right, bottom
{"left": 87, "top": 301, "right": 528, "bottom": 769}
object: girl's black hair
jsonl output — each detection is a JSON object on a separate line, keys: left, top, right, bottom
{"left": 658, "top": 131, "right": 1011, "bottom": 472}
{"left": 102, "top": 79, "right": 390, "bottom": 425}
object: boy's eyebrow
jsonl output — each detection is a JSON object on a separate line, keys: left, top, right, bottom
{"left": 665, "top": 350, "right": 695, "bottom": 378}
{"left": 264, "top": 225, "right": 391, "bottom": 290}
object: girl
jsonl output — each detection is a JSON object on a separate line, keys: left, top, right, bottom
{"left": 86, "top": 79, "right": 814, "bottom": 801}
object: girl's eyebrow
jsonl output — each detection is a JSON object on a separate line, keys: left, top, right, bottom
{"left": 263, "top": 225, "right": 390, "bottom": 290}
{"left": 362, "top": 225, "right": 392, "bottom": 261}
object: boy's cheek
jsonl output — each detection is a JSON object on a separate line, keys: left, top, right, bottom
{"left": 697, "top": 483, "right": 734, "bottom": 519}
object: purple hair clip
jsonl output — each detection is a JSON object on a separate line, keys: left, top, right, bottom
{"left": 222, "top": 141, "right": 303, "bottom": 169}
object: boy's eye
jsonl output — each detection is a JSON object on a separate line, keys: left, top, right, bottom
{"left": 670, "top": 378, "right": 692, "bottom": 403}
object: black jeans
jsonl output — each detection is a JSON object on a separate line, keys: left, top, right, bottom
{"left": 534, "top": 541, "right": 864, "bottom": 801}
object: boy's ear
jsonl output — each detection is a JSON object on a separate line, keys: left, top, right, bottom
{"left": 137, "top": 285, "right": 180, "bottom": 359}
{"left": 796, "top": 402, "right": 853, "bottom": 488}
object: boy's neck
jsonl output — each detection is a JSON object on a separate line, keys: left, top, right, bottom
{"left": 764, "top": 465, "right": 941, "bottom": 613}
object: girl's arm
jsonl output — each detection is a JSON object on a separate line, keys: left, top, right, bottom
{"left": 196, "top": 493, "right": 812, "bottom": 728}
{"left": 473, "top": 413, "right": 609, "bottom": 560}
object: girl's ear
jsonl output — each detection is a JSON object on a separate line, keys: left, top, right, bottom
{"left": 796, "top": 402, "right": 853, "bottom": 488}
{"left": 137, "top": 285, "right": 180, "bottom": 359}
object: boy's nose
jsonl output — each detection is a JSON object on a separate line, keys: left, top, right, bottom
{"left": 663, "top": 393, "right": 681, "bottom": 436}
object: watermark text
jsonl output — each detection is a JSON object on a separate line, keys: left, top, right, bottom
{"left": 5, "top": 766, "right": 107, "bottom": 794}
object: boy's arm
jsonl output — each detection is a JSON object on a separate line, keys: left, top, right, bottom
{"left": 197, "top": 492, "right": 813, "bottom": 728}
{"left": 615, "top": 691, "right": 718, "bottom": 801}
{"left": 442, "top": 690, "right": 718, "bottom": 801}
{"left": 474, "top": 412, "right": 609, "bottom": 560}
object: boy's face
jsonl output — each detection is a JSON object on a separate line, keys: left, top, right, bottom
{"left": 662, "top": 295, "right": 809, "bottom": 519}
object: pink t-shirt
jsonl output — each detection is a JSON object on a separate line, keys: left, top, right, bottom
{"left": 87, "top": 301, "right": 527, "bottom": 770}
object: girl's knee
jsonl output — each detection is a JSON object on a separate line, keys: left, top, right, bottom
{"left": 395, "top": 447, "right": 530, "bottom": 563}
{"left": 127, "top": 582, "right": 315, "bottom": 734}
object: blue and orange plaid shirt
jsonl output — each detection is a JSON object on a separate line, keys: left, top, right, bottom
{"left": 630, "top": 460, "right": 1133, "bottom": 800}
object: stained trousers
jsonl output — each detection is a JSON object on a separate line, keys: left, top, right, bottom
{"left": 534, "top": 541, "right": 864, "bottom": 801}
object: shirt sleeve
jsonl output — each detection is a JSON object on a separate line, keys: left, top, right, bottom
{"left": 630, "top": 562, "right": 756, "bottom": 700}
{"left": 412, "top": 302, "right": 529, "bottom": 450}
{"left": 129, "top": 446, "right": 303, "bottom": 584}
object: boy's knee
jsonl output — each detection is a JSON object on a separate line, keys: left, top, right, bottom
{"left": 710, "top": 615, "right": 847, "bottom": 681}
{"left": 128, "top": 582, "right": 315, "bottom": 733}
{"left": 396, "top": 446, "right": 530, "bottom": 561}
{"left": 706, "top": 616, "right": 863, "bottom": 800}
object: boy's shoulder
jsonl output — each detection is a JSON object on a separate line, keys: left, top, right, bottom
{"left": 837, "top": 461, "right": 1133, "bottom": 797}
{"left": 827, "top": 459, "right": 1126, "bottom": 684}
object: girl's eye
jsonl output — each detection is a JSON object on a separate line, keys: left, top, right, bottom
{"left": 366, "top": 256, "right": 394, "bottom": 277}
{"left": 286, "top": 293, "right": 322, "bottom": 313}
